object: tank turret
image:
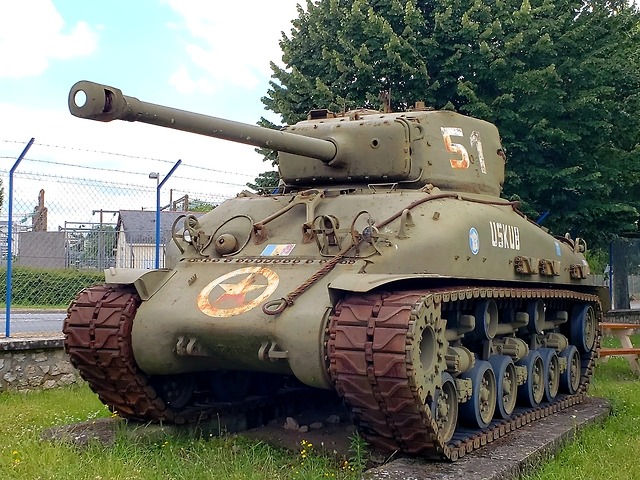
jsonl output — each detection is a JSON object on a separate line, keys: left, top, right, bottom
{"left": 69, "top": 80, "right": 504, "bottom": 195}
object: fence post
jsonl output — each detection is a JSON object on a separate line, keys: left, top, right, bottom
{"left": 152, "top": 159, "right": 182, "bottom": 269}
{"left": 609, "top": 241, "right": 614, "bottom": 308}
{"left": 5, "top": 138, "right": 35, "bottom": 338}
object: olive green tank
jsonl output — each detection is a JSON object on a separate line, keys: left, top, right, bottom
{"left": 63, "top": 80, "right": 606, "bottom": 460}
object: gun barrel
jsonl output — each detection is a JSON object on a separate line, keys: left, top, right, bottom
{"left": 68, "top": 80, "right": 337, "bottom": 163}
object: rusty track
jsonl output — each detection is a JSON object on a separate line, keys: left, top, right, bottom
{"left": 327, "top": 287, "right": 601, "bottom": 461}
{"left": 63, "top": 284, "right": 318, "bottom": 425}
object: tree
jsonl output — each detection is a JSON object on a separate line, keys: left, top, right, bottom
{"left": 188, "top": 199, "right": 217, "bottom": 212}
{"left": 247, "top": 118, "right": 281, "bottom": 193}
{"left": 262, "top": 0, "right": 640, "bottom": 248}
{"left": 247, "top": 170, "right": 280, "bottom": 194}
{"left": 82, "top": 225, "right": 116, "bottom": 269}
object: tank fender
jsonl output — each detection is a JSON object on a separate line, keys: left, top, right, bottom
{"left": 592, "top": 285, "right": 611, "bottom": 313}
{"left": 104, "top": 267, "right": 175, "bottom": 301}
{"left": 327, "top": 273, "right": 449, "bottom": 305}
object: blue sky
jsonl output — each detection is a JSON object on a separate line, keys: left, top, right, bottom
{"left": 0, "top": 0, "right": 302, "bottom": 200}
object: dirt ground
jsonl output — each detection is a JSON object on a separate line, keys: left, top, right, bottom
{"left": 41, "top": 402, "right": 371, "bottom": 462}
{"left": 241, "top": 402, "right": 361, "bottom": 460}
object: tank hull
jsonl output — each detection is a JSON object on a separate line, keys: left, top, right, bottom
{"left": 126, "top": 189, "right": 596, "bottom": 390}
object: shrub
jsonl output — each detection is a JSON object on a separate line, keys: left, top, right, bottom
{"left": 0, "top": 267, "right": 104, "bottom": 307}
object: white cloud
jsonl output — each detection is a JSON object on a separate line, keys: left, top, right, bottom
{"left": 169, "top": 65, "right": 217, "bottom": 94}
{"left": 0, "top": 0, "right": 98, "bottom": 78}
{"left": 163, "top": 0, "right": 301, "bottom": 94}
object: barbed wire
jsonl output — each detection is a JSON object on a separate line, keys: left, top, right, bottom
{"left": 0, "top": 157, "right": 252, "bottom": 188}
{"left": 0, "top": 139, "right": 260, "bottom": 179}
{"left": 0, "top": 168, "right": 154, "bottom": 190}
{"left": 170, "top": 189, "right": 233, "bottom": 204}
{"left": 0, "top": 157, "right": 160, "bottom": 181}
{"left": 0, "top": 168, "right": 237, "bottom": 205}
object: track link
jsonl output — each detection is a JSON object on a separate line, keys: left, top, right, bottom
{"left": 327, "top": 286, "right": 601, "bottom": 461}
{"left": 63, "top": 284, "right": 319, "bottom": 425}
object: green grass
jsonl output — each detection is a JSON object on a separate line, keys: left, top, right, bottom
{"left": 522, "top": 335, "right": 640, "bottom": 480}
{"left": 2, "top": 338, "right": 640, "bottom": 479}
{"left": 0, "top": 386, "right": 363, "bottom": 479}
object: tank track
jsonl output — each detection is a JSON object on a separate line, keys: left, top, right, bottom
{"left": 327, "top": 286, "right": 601, "bottom": 461}
{"left": 64, "top": 284, "right": 600, "bottom": 461}
{"left": 63, "top": 284, "right": 318, "bottom": 425}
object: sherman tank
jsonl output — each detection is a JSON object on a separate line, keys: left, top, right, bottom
{"left": 63, "top": 80, "right": 606, "bottom": 461}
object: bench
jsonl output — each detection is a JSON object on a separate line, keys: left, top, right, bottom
{"left": 598, "top": 322, "right": 640, "bottom": 375}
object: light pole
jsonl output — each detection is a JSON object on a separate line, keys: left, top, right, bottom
{"left": 149, "top": 160, "right": 181, "bottom": 269}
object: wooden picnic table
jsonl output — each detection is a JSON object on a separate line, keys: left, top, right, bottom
{"left": 598, "top": 322, "right": 640, "bottom": 375}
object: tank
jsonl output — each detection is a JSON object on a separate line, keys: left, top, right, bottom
{"left": 63, "top": 80, "right": 606, "bottom": 460}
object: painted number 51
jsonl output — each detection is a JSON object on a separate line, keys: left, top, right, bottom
{"left": 441, "top": 127, "right": 487, "bottom": 174}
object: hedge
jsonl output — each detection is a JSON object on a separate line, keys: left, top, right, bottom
{"left": 0, "top": 267, "right": 105, "bottom": 307}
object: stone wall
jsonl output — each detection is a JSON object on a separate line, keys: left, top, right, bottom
{"left": 604, "top": 309, "right": 640, "bottom": 325}
{"left": 0, "top": 336, "right": 81, "bottom": 392}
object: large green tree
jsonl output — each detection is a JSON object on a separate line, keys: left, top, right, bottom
{"left": 261, "top": 0, "right": 640, "bottom": 248}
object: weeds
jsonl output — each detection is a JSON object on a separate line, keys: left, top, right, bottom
{"left": 347, "top": 432, "right": 368, "bottom": 472}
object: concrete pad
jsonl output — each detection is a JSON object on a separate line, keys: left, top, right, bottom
{"left": 364, "top": 397, "right": 610, "bottom": 480}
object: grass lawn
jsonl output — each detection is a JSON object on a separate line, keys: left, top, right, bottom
{"left": 0, "top": 386, "right": 364, "bottom": 480}
{"left": 522, "top": 334, "right": 640, "bottom": 480}
{"left": 1, "top": 338, "right": 638, "bottom": 479}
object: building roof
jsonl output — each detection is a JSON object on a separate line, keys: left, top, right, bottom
{"left": 116, "top": 210, "right": 201, "bottom": 245}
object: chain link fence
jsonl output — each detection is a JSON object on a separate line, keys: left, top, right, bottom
{"left": 1, "top": 140, "right": 256, "bottom": 337}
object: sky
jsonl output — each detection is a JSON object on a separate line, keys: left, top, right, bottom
{"left": 0, "top": 0, "right": 303, "bottom": 229}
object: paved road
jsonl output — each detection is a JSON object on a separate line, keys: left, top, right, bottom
{"left": 2, "top": 311, "right": 65, "bottom": 335}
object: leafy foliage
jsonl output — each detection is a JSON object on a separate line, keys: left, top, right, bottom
{"left": 246, "top": 118, "right": 281, "bottom": 193}
{"left": 247, "top": 170, "right": 280, "bottom": 194}
{"left": 188, "top": 198, "right": 217, "bottom": 212}
{"left": 81, "top": 225, "right": 116, "bottom": 267}
{"left": 262, "top": 0, "right": 640, "bottom": 248}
